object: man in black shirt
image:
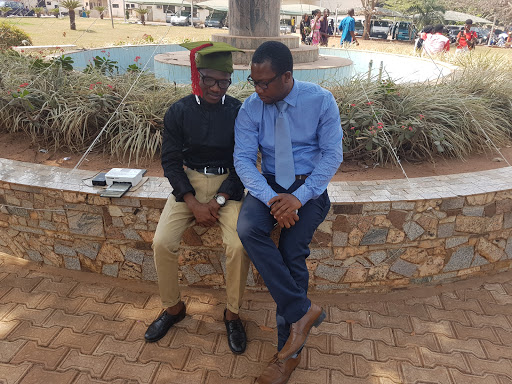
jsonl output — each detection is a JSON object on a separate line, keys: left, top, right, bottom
{"left": 144, "top": 42, "right": 250, "bottom": 355}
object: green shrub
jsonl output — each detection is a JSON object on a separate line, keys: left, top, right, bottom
{"left": 0, "top": 50, "right": 510, "bottom": 166}
{"left": 0, "top": 22, "right": 32, "bottom": 49}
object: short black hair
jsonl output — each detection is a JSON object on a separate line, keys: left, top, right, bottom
{"left": 433, "top": 24, "right": 444, "bottom": 33}
{"left": 252, "top": 41, "right": 293, "bottom": 75}
{"left": 466, "top": 19, "right": 473, "bottom": 25}
{"left": 422, "top": 25, "right": 433, "bottom": 33}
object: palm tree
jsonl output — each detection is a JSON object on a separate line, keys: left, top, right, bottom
{"left": 32, "top": 7, "right": 43, "bottom": 18}
{"left": 94, "top": 6, "right": 106, "bottom": 19}
{"left": 50, "top": 7, "right": 60, "bottom": 17}
{"left": 0, "top": 6, "right": 12, "bottom": 17}
{"left": 407, "top": 0, "right": 446, "bottom": 30}
{"left": 60, "top": 0, "right": 82, "bottom": 30}
{"left": 134, "top": 7, "right": 150, "bottom": 25}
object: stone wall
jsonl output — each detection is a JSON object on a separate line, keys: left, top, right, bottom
{"left": 1, "top": 159, "right": 511, "bottom": 293}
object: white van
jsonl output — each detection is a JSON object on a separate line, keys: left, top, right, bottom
{"left": 370, "top": 20, "right": 390, "bottom": 39}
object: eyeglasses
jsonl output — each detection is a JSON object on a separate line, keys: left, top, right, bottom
{"left": 199, "top": 71, "right": 232, "bottom": 89}
{"left": 247, "top": 73, "right": 281, "bottom": 90}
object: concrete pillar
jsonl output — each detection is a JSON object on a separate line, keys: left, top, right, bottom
{"left": 213, "top": 0, "right": 318, "bottom": 65}
{"left": 228, "top": 0, "right": 280, "bottom": 37}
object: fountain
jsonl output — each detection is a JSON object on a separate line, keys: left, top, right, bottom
{"left": 153, "top": 0, "right": 354, "bottom": 84}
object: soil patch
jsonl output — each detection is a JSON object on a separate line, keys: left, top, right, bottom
{"left": 1, "top": 132, "right": 511, "bottom": 182}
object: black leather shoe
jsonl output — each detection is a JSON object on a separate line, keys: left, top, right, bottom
{"left": 224, "top": 309, "right": 247, "bottom": 354}
{"left": 144, "top": 303, "right": 186, "bottom": 343}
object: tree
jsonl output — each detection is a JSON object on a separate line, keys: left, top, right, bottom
{"left": 407, "top": 0, "right": 445, "bottom": 30}
{"left": 135, "top": 7, "right": 150, "bottom": 26}
{"left": 382, "top": 0, "right": 416, "bottom": 13}
{"left": 50, "top": 8, "right": 60, "bottom": 17}
{"left": 60, "top": 0, "right": 82, "bottom": 30}
{"left": 0, "top": 6, "right": 12, "bottom": 17}
{"left": 361, "top": 0, "right": 378, "bottom": 39}
{"left": 441, "top": 0, "right": 512, "bottom": 25}
{"left": 94, "top": 6, "right": 106, "bottom": 19}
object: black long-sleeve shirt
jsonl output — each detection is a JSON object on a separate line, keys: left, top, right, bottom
{"left": 162, "top": 94, "right": 244, "bottom": 202}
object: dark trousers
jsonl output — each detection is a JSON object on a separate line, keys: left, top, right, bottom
{"left": 237, "top": 176, "right": 330, "bottom": 350}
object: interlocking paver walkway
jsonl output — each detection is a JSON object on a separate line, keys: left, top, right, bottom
{"left": 2, "top": 252, "right": 512, "bottom": 384}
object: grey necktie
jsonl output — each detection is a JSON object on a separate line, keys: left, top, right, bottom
{"left": 274, "top": 100, "right": 295, "bottom": 189}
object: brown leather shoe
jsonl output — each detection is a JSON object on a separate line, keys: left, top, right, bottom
{"left": 277, "top": 303, "right": 325, "bottom": 361}
{"left": 256, "top": 353, "right": 300, "bottom": 384}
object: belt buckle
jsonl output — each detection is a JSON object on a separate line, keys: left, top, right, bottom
{"left": 203, "top": 167, "right": 215, "bottom": 175}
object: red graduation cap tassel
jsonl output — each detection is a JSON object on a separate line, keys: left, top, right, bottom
{"left": 189, "top": 43, "right": 213, "bottom": 97}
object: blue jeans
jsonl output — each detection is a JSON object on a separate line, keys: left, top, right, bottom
{"left": 237, "top": 176, "right": 330, "bottom": 350}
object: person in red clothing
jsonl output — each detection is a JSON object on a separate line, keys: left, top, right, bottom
{"left": 456, "top": 19, "right": 478, "bottom": 54}
{"left": 422, "top": 24, "right": 450, "bottom": 56}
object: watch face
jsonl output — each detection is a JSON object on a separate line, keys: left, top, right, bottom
{"left": 216, "top": 195, "right": 226, "bottom": 205}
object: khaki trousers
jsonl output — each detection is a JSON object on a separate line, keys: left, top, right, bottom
{"left": 153, "top": 169, "right": 250, "bottom": 314}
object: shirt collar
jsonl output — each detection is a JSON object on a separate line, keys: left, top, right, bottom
{"left": 281, "top": 79, "right": 298, "bottom": 108}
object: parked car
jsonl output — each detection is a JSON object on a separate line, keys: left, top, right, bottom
{"left": 370, "top": 19, "right": 390, "bottom": 39}
{"left": 0, "top": 1, "right": 25, "bottom": 16}
{"left": 390, "top": 21, "right": 416, "bottom": 41}
{"left": 205, "top": 12, "right": 226, "bottom": 28}
{"left": 471, "top": 26, "right": 489, "bottom": 44}
{"left": 354, "top": 19, "right": 364, "bottom": 36}
{"left": 280, "top": 21, "right": 291, "bottom": 34}
{"left": 446, "top": 25, "right": 463, "bottom": 43}
{"left": 168, "top": 11, "right": 200, "bottom": 26}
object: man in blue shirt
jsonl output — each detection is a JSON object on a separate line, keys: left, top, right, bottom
{"left": 234, "top": 41, "right": 343, "bottom": 384}
{"left": 339, "top": 8, "right": 359, "bottom": 46}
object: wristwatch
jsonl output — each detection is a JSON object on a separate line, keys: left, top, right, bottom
{"left": 214, "top": 194, "right": 226, "bottom": 207}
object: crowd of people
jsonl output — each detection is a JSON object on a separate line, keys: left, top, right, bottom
{"left": 297, "top": 9, "right": 511, "bottom": 52}
{"left": 416, "top": 19, "right": 512, "bottom": 56}
{"left": 299, "top": 8, "right": 334, "bottom": 46}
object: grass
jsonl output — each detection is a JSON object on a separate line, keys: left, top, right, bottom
{"left": 1, "top": 16, "right": 228, "bottom": 48}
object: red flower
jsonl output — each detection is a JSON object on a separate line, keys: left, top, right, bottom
{"left": 350, "top": 127, "right": 355, "bottom": 130}
{"left": 409, "top": 127, "right": 413, "bottom": 131}
{"left": 366, "top": 102, "right": 374, "bottom": 105}
{"left": 350, "top": 103, "right": 356, "bottom": 107}
{"left": 134, "top": 56, "right": 141, "bottom": 63}
{"left": 89, "top": 84, "right": 95, "bottom": 90}
{"left": 19, "top": 83, "right": 29, "bottom": 87}
{"left": 107, "top": 85, "right": 113, "bottom": 89}
{"left": 101, "top": 50, "right": 106, "bottom": 53}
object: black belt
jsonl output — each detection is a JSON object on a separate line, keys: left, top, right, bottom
{"left": 295, "top": 175, "right": 309, "bottom": 180}
{"left": 190, "top": 166, "right": 230, "bottom": 175}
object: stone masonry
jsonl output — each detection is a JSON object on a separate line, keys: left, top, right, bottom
{"left": 1, "top": 159, "right": 512, "bottom": 293}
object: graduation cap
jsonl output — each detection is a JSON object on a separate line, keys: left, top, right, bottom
{"left": 180, "top": 41, "right": 243, "bottom": 97}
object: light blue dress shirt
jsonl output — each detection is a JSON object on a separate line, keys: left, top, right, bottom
{"left": 234, "top": 80, "right": 343, "bottom": 206}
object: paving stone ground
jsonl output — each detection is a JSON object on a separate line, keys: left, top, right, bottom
{"left": 2, "top": 252, "right": 512, "bottom": 384}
